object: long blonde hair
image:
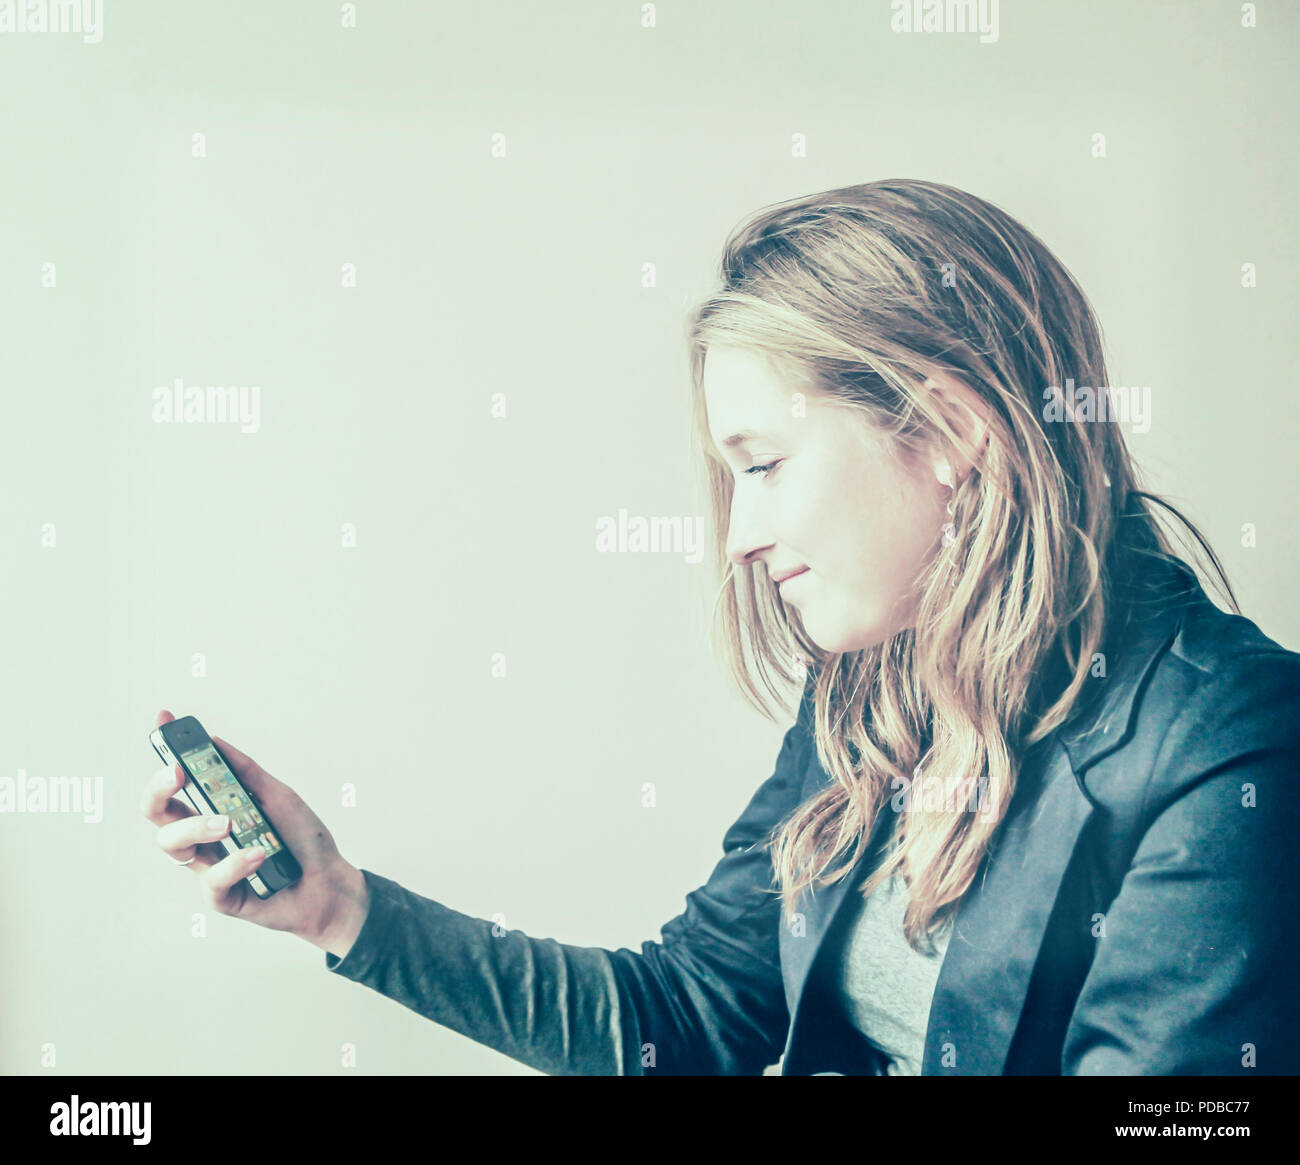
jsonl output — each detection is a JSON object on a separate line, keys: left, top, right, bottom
{"left": 686, "top": 179, "right": 1236, "bottom": 950}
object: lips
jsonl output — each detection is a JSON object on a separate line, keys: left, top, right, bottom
{"left": 772, "top": 566, "right": 810, "bottom": 585}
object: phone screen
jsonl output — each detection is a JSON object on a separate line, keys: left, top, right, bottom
{"left": 181, "top": 742, "right": 284, "bottom": 856}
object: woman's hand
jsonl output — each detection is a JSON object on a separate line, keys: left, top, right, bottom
{"left": 141, "top": 709, "right": 369, "bottom": 958}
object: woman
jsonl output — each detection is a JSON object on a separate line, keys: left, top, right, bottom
{"left": 141, "top": 179, "right": 1300, "bottom": 1075}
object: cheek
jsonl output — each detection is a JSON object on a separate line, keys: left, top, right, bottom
{"left": 817, "top": 458, "right": 943, "bottom": 590}
{"left": 774, "top": 475, "right": 840, "bottom": 563}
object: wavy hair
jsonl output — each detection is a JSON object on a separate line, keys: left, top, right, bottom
{"left": 685, "top": 179, "right": 1237, "bottom": 950}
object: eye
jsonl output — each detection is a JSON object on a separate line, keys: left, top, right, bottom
{"left": 744, "top": 459, "right": 782, "bottom": 478}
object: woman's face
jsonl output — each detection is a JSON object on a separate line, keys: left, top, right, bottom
{"left": 703, "top": 345, "right": 951, "bottom": 655}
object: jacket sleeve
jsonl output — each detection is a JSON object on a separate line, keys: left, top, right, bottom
{"left": 324, "top": 689, "right": 814, "bottom": 1075}
{"left": 1062, "top": 654, "right": 1300, "bottom": 1075}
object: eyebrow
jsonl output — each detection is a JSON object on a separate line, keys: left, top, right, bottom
{"left": 719, "top": 430, "right": 762, "bottom": 449}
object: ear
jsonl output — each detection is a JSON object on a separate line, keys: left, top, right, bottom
{"left": 921, "top": 372, "right": 991, "bottom": 485}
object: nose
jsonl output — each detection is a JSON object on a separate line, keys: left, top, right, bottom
{"left": 725, "top": 486, "right": 774, "bottom": 568}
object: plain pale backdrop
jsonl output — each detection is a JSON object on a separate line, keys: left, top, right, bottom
{"left": 1, "top": 0, "right": 1296, "bottom": 1075}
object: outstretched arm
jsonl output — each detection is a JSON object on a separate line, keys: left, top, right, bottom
{"left": 322, "top": 693, "right": 814, "bottom": 1075}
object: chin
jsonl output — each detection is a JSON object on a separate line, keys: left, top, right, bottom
{"left": 800, "top": 618, "right": 883, "bottom": 655}
{"left": 801, "top": 617, "right": 889, "bottom": 656}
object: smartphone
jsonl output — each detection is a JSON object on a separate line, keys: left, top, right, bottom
{"left": 149, "top": 716, "right": 302, "bottom": 898}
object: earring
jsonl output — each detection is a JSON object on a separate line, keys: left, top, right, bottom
{"left": 940, "top": 463, "right": 957, "bottom": 548}
{"left": 939, "top": 462, "right": 960, "bottom": 590}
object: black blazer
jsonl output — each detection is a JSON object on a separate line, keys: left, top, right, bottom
{"left": 327, "top": 547, "right": 1300, "bottom": 1075}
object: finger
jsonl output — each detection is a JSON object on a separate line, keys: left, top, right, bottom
{"left": 140, "top": 764, "right": 198, "bottom": 825}
{"left": 154, "top": 708, "right": 176, "bottom": 729}
{"left": 157, "top": 812, "right": 232, "bottom": 866}
{"left": 202, "top": 844, "right": 268, "bottom": 897}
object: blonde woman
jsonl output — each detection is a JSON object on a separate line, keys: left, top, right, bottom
{"left": 141, "top": 179, "right": 1300, "bottom": 1075}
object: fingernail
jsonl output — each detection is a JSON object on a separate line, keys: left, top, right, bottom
{"left": 245, "top": 846, "right": 266, "bottom": 862}
{"left": 207, "top": 815, "right": 228, "bottom": 834}
{"left": 159, "top": 770, "right": 177, "bottom": 791}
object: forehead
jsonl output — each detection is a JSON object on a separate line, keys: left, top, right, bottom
{"left": 702, "top": 346, "right": 806, "bottom": 442}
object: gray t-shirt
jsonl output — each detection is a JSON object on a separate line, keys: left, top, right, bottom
{"left": 814, "top": 824, "right": 955, "bottom": 1075}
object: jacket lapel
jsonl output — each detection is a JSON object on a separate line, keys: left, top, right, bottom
{"left": 920, "top": 736, "right": 1091, "bottom": 1073}
{"left": 778, "top": 750, "right": 896, "bottom": 1066}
